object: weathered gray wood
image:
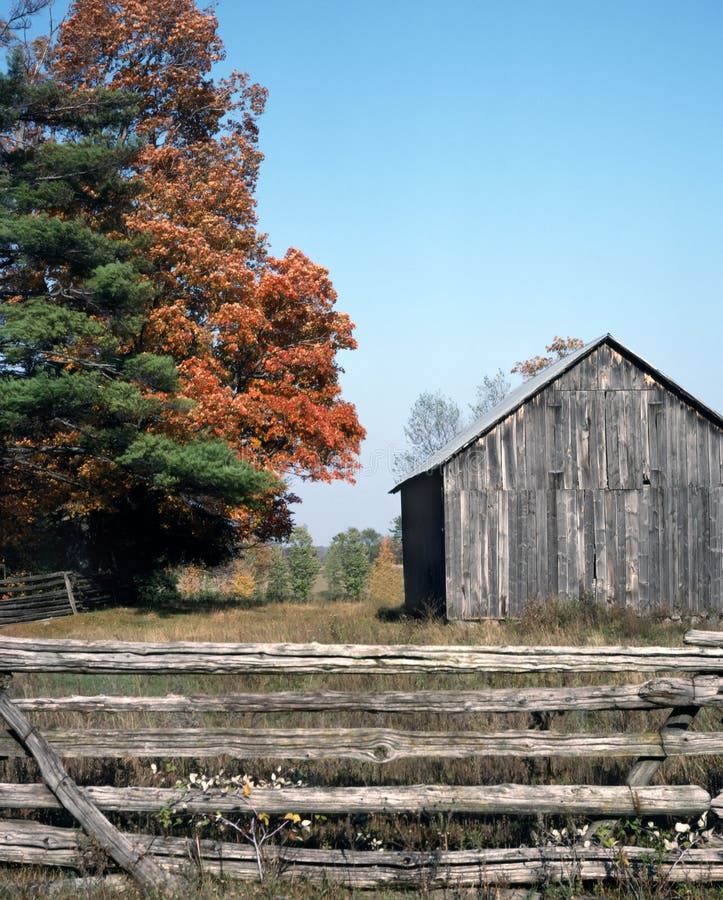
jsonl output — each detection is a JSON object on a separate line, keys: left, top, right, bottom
{"left": 685, "top": 630, "right": 723, "bottom": 646}
{"left": 0, "top": 726, "right": 721, "bottom": 761}
{"left": 5, "top": 819, "right": 723, "bottom": 886}
{"left": 0, "top": 572, "right": 69, "bottom": 588}
{"left": 62, "top": 572, "right": 78, "bottom": 616}
{"left": 1, "top": 637, "right": 723, "bottom": 673}
{"left": 590, "top": 703, "right": 701, "bottom": 837}
{"left": 0, "top": 589, "right": 74, "bottom": 604}
{"left": 0, "top": 781, "right": 709, "bottom": 817}
{"left": 401, "top": 335, "right": 723, "bottom": 619}
{"left": 0, "top": 690, "right": 177, "bottom": 894}
{"left": 13, "top": 676, "right": 723, "bottom": 714}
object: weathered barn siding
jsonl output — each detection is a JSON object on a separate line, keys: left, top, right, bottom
{"left": 400, "top": 470, "right": 446, "bottom": 615}
{"left": 443, "top": 344, "right": 723, "bottom": 619}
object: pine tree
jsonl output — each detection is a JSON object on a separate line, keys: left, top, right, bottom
{"left": 0, "top": 53, "right": 273, "bottom": 575}
{"left": 0, "top": 0, "right": 365, "bottom": 577}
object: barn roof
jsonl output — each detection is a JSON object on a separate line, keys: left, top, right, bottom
{"left": 391, "top": 333, "right": 723, "bottom": 493}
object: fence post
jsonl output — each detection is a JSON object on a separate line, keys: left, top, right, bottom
{"left": 588, "top": 703, "right": 700, "bottom": 837}
{"left": 62, "top": 573, "right": 78, "bottom": 615}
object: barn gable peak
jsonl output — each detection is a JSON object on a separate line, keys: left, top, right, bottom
{"left": 391, "top": 333, "right": 723, "bottom": 493}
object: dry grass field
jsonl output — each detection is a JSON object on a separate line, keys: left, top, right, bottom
{"left": 1, "top": 594, "right": 722, "bottom": 899}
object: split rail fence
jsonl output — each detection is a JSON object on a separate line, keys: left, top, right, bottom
{"left": 0, "top": 572, "right": 112, "bottom": 626}
{"left": 1, "top": 632, "right": 723, "bottom": 891}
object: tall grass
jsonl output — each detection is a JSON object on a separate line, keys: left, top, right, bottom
{"left": 1, "top": 595, "right": 721, "bottom": 898}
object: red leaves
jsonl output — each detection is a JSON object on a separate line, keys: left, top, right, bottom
{"left": 52, "top": 0, "right": 365, "bottom": 540}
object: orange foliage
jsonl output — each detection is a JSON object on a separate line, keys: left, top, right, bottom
{"left": 511, "top": 336, "right": 585, "bottom": 379}
{"left": 368, "top": 538, "right": 404, "bottom": 606}
{"left": 49, "top": 0, "right": 365, "bottom": 539}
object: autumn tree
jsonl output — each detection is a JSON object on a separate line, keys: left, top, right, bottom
{"left": 52, "top": 0, "right": 364, "bottom": 486}
{"left": 0, "top": 0, "right": 364, "bottom": 573}
{"left": 511, "top": 336, "right": 585, "bottom": 379}
{"left": 287, "top": 526, "right": 320, "bottom": 602}
{"left": 0, "top": 52, "right": 273, "bottom": 574}
{"left": 367, "top": 537, "right": 403, "bottom": 605}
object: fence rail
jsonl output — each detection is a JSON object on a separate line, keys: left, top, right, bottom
{"left": 0, "top": 573, "right": 112, "bottom": 625}
{"left": 1, "top": 630, "right": 723, "bottom": 892}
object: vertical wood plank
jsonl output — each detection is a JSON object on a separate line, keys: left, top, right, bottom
{"left": 669, "top": 487, "right": 680, "bottom": 611}
{"left": 502, "top": 417, "right": 515, "bottom": 490}
{"left": 575, "top": 392, "right": 592, "bottom": 489}
{"left": 532, "top": 394, "right": 547, "bottom": 489}
{"left": 583, "top": 490, "right": 595, "bottom": 598}
{"left": 560, "top": 391, "right": 573, "bottom": 490}
{"left": 668, "top": 397, "right": 680, "bottom": 488}
{"left": 598, "top": 344, "right": 611, "bottom": 390}
{"left": 507, "top": 491, "right": 518, "bottom": 616}
{"left": 592, "top": 490, "right": 606, "bottom": 603}
{"left": 641, "top": 391, "right": 651, "bottom": 485}
{"left": 647, "top": 391, "right": 665, "bottom": 488}
{"left": 556, "top": 491, "right": 569, "bottom": 598}
{"left": 607, "top": 348, "right": 624, "bottom": 389}
{"left": 516, "top": 408, "right": 527, "bottom": 490}
{"left": 490, "top": 430, "right": 503, "bottom": 490}
{"left": 649, "top": 487, "right": 662, "bottom": 613}
{"left": 605, "top": 392, "right": 621, "bottom": 490}
{"left": 624, "top": 491, "right": 639, "bottom": 609}
{"left": 701, "top": 488, "right": 711, "bottom": 612}
{"left": 712, "top": 488, "right": 723, "bottom": 611}
{"left": 639, "top": 486, "right": 650, "bottom": 614}
{"left": 685, "top": 409, "right": 698, "bottom": 486}
{"left": 546, "top": 396, "right": 563, "bottom": 488}
{"left": 590, "top": 391, "right": 607, "bottom": 489}
{"left": 488, "top": 491, "right": 499, "bottom": 616}
{"left": 618, "top": 393, "right": 632, "bottom": 488}
{"left": 443, "top": 470, "right": 456, "bottom": 618}
{"left": 709, "top": 425, "right": 722, "bottom": 487}
{"left": 576, "top": 490, "right": 586, "bottom": 597}
{"left": 518, "top": 492, "right": 530, "bottom": 614}
{"left": 547, "top": 488, "right": 558, "bottom": 598}
{"left": 615, "top": 491, "right": 627, "bottom": 606}
{"left": 479, "top": 490, "right": 490, "bottom": 617}
{"left": 679, "top": 487, "right": 689, "bottom": 611}
{"left": 526, "top": 490, "right": 537, "bottom": 604}
{"left": 460, "top": 489, "right": 471, "bottom": 619}
{"left": 498, "top": 491, "right": 509, "bottom": 617}
{"left": 468, "top": 489, "right": 481, "bottom": 618}
{"left": 604, "top": 490, "right": 617, "bottom": 604}
{"left": 536, "top": 489, "right": 548, "bottom": 600}
{"left": 697, "top": 416, "right": 709, "bottom": 491}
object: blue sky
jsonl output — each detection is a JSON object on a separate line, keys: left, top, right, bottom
{"left": 212, "top": 0, "right": 723, "bottom": 542}
{"left": 24, "top": 1, "right": 723, "bottom": 542}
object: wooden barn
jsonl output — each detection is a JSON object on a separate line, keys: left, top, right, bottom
{"left": 392, "top": 334, "right": 723, "bottom": 619}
